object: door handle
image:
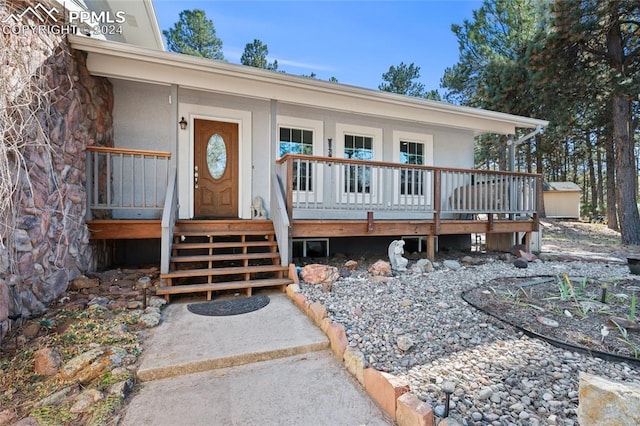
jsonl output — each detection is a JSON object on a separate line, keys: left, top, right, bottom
{"left": 194, "top": 166, "right": 199, "bottom": 189}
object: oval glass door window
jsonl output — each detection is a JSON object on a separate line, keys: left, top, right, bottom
{"left": 206, "top": 133, "right": 227, "bottom": 179}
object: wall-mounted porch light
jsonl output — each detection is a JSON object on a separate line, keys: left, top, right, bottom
{"left": 179, "top": 116, "right": 188, "bottom": 130}
{"left": 328, "top": 138, "right": 333, "bottom": 157}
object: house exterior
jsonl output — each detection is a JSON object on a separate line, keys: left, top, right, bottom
{"left": 2, "top": 0, "right": 549, "bottom": 304}
{"left": 73, "top": 32, "right": 547, "bottom": 254}
{"left": 0, "top": 0, "right": 547, "bottom": 302}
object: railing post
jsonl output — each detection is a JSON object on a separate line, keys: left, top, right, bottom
{"left": 434, "top": 169, "right": 441, "bottom": 235}
{"left": 160, "top": 167, "right": 178, "bottom": 275}
{"left": 286, "top": 158, "right": 294, "bottom": 222}
{"left": 536, "top": 174, "right": 543, "bottom": 219}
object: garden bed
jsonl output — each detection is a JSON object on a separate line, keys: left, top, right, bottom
{"left": 463, "top": 274, "right": 640, "bottom": 361}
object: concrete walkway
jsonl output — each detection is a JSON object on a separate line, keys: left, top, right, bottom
{"left": 121, "top": 292, "right": 392, "bottom": 425}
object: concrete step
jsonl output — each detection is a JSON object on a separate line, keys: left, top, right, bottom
{"left": 135, "top": 294, "right": 329, "bottom": 382}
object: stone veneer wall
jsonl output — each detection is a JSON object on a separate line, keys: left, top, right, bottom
{"left": 0, "top": 0, "right": 114, "bottom": 343}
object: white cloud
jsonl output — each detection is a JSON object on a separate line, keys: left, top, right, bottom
{"left": 274, "top": 58, "right": 334, "bottom": 72}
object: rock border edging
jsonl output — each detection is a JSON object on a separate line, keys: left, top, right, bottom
{"left": 285, "top": 264, "right": 436, "bottom": 426}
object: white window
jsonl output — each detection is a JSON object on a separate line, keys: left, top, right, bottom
{"left": 400, "top": 140, "right": 425, "bottom": 195}
{"left": 276, "top": 117, "right": 324, "bottom": 200}
{"left": 344, "top": 134, "right": 373, "bottom": 193}
{"left": 393, "top": 131, "right": 434, "bottom": 206}
{"left": 279, "top": 127, "right": 314, "bottom": 191}
{"left": 335, "top": 124, "right": 383, "bottom": 201}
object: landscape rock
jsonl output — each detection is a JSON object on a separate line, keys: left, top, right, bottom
{"left": 364, "top": 368, "right": 410, "bottom": 419}
{"left": 514, "top": 258, "right": 528, "bottom": 268}
{"left": 396, "top": 392, "right": 434, "bottom": 426}
{"left": 339, "top": 267, "right": 352, "bottom": 278}
{"left": 397, "top": 335, "right": 414, "bottom": 352}
{"left": 147, "top": 296, "right": 167, "bottom": 308}
{"left": 343, "top": 348, "right": 366, "bottom": 385}
{"left": 35, "top": 384, "right": 80, "bottom": 408}
{"left": 511, "top": 244, "right": 528, "bottom": 256}
{"left": 107, "top": 378, "right": 135, "bottom": 399}
{"left": 578, "top": 373, "right": 640, "bottom": 426}
{"left": 443, "top": 260, "right": 462, "bottom": 270}
{"left": 70, "top": 276, "right": 99, "bottom": 290}
{"left": 300, "top": 252, "right": 640, "bottom": 426}
{"left": 300, "top": 264, "right": 339, "bottom": 291}
{"left": 33, "top": 347, "right": 63, "bottom": 376}
{"left": 61, "top": 348, "right": 104, "bottom": 379}
{"left": 69, "top": 388, "right": 104, "bottom": 413}
{"left": 344, "top": 260, "right": 358, "bottom": 270}
{"left": 416, "top": 259, "right": 434, "bottom": 273}
{"left": 368, "top": 260, "right": 392, "bottom": 277}
{"left": 75, "top": 355, "right": 114, "bottom": 385}
{"left": 326, "top": 321, "right": 348, "bottom": 358}
{"left": 519, "top": 250, "right": 538, "bottom": 262}
{"left": 0, "top": 409, "right": 17, "bottom": 425}
{"left": 138, "top": 306, "right": 161, "bottom": 327}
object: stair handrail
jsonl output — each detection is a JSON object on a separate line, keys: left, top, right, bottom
{"left": 271, "top": 173, "right": 291, "bottom": 266}
{"left": 160, "top": 166, "right": 178, "bottom": 274}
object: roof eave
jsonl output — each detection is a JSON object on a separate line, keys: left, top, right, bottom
{"left": 68, "top": 35, "right": 549, "bottom": 133}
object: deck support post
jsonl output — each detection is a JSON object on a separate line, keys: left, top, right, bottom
{"left": 427, "top": 235, "right": 436, "bottom": 260}
{"left": 367, "top": 211, "right": 374, "bottom": 233}
{"left": 523, "top": 231, "right": 532, "bottom": 251}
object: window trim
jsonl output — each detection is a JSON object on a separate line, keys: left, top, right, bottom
{"left": 392, "top": 131, "right": 434, "bottom": 206}
{"left": 335, "top": 123, "right": 383, "bottom": 161}
{"left": 276, "top": 116, "right": 324, "bottom": 202}
{"left": 276, "top": 116, "right": 324, "bottom": 157}
{"left": 335, "top": 124, "right": 383, "bottom": 203}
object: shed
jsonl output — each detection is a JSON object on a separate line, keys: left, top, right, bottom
{"left": 543, "top": 182, "right": 582, "bottom": 219}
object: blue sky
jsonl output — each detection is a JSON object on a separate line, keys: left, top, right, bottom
{"left": 152, "top": 1, "right": 481, "bottom": 93}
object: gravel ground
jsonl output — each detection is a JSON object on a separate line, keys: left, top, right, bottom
{"left": 300, "top": 255, "right": 640, "bottom": 426}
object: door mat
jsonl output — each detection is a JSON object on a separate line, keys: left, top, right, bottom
{"left": 187, "top": 295, "right": 270, "bottom": 316}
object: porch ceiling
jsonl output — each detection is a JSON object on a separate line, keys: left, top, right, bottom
{"left": 69, "top": 36, "right": 548, "bottom": 136}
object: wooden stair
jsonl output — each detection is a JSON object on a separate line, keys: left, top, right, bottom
{"left": 157, "top": 220, "right": 292, "bottom": 301}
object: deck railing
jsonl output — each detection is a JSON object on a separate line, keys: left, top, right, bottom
{"left": 160, "top": 167, "right": 178, "bottom": 274}
{"left": 86, "top": 146, "right": 171, "bottom": 219}
{"left": 270, "top": 173, "right": 291, "bottom": 266}
{"left": 276, "top": 154, "right": 539, "bottom": 220}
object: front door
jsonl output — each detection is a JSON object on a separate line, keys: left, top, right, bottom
{"left": 194, "top": 119, "right": 239, "bottom": 218}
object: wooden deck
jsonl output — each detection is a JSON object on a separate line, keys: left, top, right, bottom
{"left": 88, "top": 215, "right": 538, "bottom": 261}
{"left": 87, "top": 219, "right": 162, "bottom": 239}
{"left": 88, "top": 217, "right": 538, "bottom": 241}
{"left": 291, "top": 216, "right": 538, "bottom": 259}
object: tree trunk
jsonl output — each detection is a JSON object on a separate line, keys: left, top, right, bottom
{"left": 605, "top": 136, "right": 618, "bottom": 230}
{"left": 586, "top": 132, "right": 597, "bottom": 219}
{"left": 613, "top": 97, "right": 640, "bottom": 244}
{"left": 596, "top": 144, "right": 604, "bottom": 214}
{"left": 606, "top": 7, "right": 640, "bottom": 244}
{"left": 497, "top": 135, "right": 507, "bottom": 171}
{"left": 535, "top": 134, "right": 546, "bottom": 218}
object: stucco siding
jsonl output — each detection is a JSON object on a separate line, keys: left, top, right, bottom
{"left": 276, "top": 102, "right": 475, "bottom": 169}
{"left": 112, "top": 79, "right": 172, "bottom": 153}
{"left": 110, "top": 79, "right": 173, "bottom": 219}
{"left": 108, "top": 83, "right": 478, "bottom": 220}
